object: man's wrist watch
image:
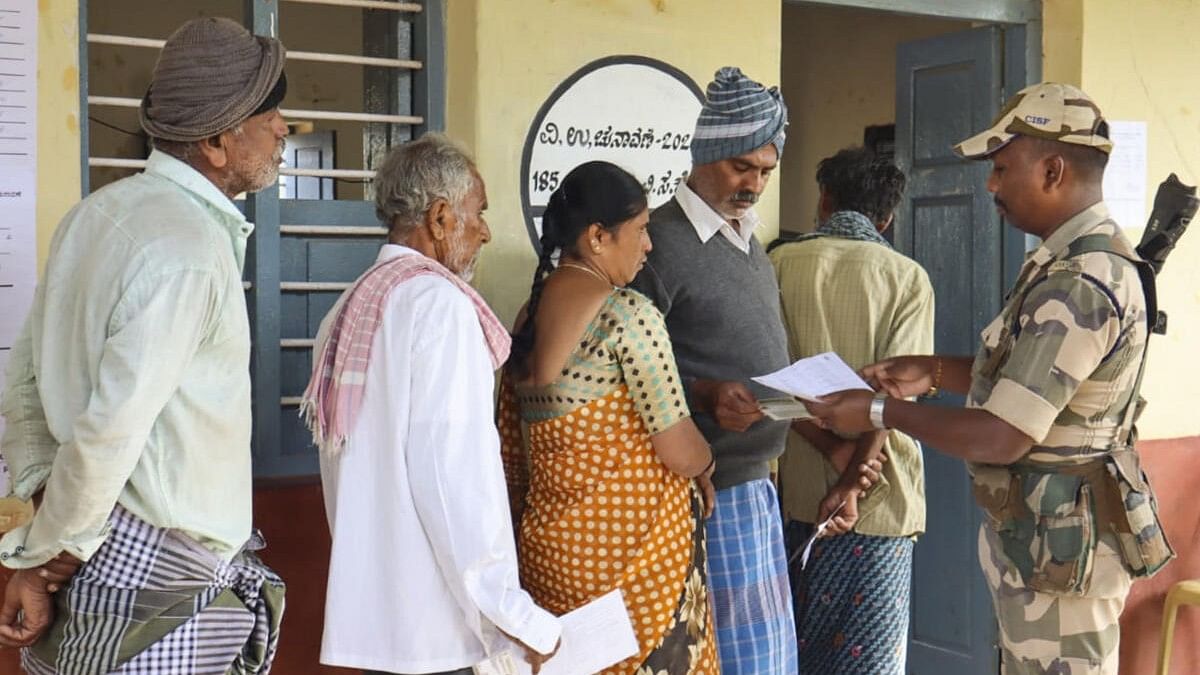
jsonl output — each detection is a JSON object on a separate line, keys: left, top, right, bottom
{"left": 869, "top": 393, "right": 889, "bottom": 430}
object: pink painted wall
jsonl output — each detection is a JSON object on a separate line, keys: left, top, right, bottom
{"left": 1120, "top": 436, "right": 1200, "bottom": 675}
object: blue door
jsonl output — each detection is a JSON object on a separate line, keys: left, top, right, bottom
{"left": 895, "top": 25, "right": 1029, "bottom": 674}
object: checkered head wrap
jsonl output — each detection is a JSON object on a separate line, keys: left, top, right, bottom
{"left": 690, "top": 66, "right": 788, "bottom": 166}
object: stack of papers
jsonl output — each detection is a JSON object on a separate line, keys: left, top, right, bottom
{"left": 758, "top": 398, "right": 812, "bottom": 421}
{"left": 752, "top": 352, "right": 872, "bottom": 402}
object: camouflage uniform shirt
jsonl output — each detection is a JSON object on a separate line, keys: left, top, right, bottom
{"left": 967, "top": 202, "right": 1147, "bottom": 465}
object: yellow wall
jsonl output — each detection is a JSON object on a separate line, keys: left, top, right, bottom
{"left": 445, "top": 0, "right": 478, "bottom": 156}
{"left": 778, "top": 4, "right": 969, "bottom": 233}
{"left": 36, "top": 0, "right": 81, "bottom": 267}
{"left": 1043, "top": 0, "right": 1200, "bottom": 440}
{"left": 449, "top": 0, "right": 782, "bottom": 325}
{"left": 1041, "top": 0, "right": 1082, "bottom": 85}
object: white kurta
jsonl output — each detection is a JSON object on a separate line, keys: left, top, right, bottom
{"left": 318, "top": 245, "right": 560, "bottom": 673}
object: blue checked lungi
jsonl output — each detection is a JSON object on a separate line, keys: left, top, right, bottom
{"left": 707, "top": 479, "right": 798, "bottom": 674}
{"left": 788, "top": 523, "right": 913, "bottom": 674}
{"left": 21, "top": 507, "right": 285, "bottom": 675}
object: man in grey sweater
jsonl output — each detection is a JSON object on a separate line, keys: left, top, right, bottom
{"left": 631, "top": 66, "right": 796, "bottom": 675}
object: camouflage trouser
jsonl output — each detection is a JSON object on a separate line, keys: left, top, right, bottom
{"left": 979, "top": 525, "right": 1132, "bottom": 674}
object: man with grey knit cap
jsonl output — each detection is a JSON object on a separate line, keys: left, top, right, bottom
{"left": 631, "top": 66, "right": 797, "bottom": 674}
{"left": 0, "top": 16, "right": 287, "bottom": 672}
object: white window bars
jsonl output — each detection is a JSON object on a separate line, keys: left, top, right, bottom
{"left": 85, "top": 1, "right": 424, "bottom": 182}
{"left": 88, "top": 155, "right": 379, "bottom": 180}
{"left": 86, "top": 34, "right": 422, "bottom": 71}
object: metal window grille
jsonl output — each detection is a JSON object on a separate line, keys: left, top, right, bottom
{"left": 79, "top": 0, "right": 445, "bottom": 477}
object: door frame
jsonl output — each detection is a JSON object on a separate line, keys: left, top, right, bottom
{"left": 783, "top": 0, "right": 1042, "bottom": 89}
{"left": 782, "top": 2, "right": 1043, "bottom": 672}
{"left": 782, "top": 0, "right": 1044, "bottom": 273}
{"left": 782, "top": 0, "right": 1042, "bottom": 351}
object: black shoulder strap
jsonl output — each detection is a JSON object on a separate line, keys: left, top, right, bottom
{"left": 1064, "top": 233, "right": 1161, "bottom": 335}
{"left": 1059, "top": 232, "right": 1160, "bottom": 444}
{"left": 1014, "top": 232, "right": 1159, "bottom": 337}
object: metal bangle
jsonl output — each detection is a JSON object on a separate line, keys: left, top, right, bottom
{"left": 869, "top": 393, "right": 889, "bottom": 430}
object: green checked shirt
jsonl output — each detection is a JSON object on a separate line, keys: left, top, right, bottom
{"left": 770, "top": 232, "right": 934, "bottom": 538}
{"left": 0, "top": 150, "right": 255, "bottom": 568}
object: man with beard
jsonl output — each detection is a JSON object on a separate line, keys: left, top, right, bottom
{"left": 0, "top": 17, "right": 287, "bottom": 672}
{"left": 631, "top": 66, "right": 798, "bottom": 674}
{"left": 306, "top": 134, "right": 561, "bottom": 675}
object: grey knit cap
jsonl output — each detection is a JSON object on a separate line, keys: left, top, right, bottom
{"left": 139, "top": 17, "right": 286, "bottom": 142}
{"left": 690, "top": 66, "right": 788, "bottom": 166}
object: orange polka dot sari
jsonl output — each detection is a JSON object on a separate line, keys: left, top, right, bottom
{"left": 500, "top": 290, "right": 718, "bottom": 675}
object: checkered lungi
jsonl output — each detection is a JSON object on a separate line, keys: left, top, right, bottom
{"left": 21, "top": 507, "right": 285, "bottom": 674}
{"left": 706, "top": 479, "right": 798, "bottom": 674}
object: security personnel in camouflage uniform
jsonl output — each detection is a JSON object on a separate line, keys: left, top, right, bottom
{"left": 806, "top": 82, "right": 1173, "bottom": 674}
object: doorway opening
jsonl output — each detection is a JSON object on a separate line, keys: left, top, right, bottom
{"left": 779, "top": 3, "right": 1035, "bottom": 672}
{"left": 779, "top": 4, "right": 970, "bottom": 235}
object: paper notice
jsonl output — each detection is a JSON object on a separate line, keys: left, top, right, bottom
{"left": 1103, "top": 120, "right": 1148, "bottom": 229}
{"left": 0, "top": 0, "right": 40, "bottom": 495}
{"left": 751, "top": 352, "right": 872, "bottom": 403}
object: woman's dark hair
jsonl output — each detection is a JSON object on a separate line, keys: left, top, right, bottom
{"left": 816, "top": 147, "right": 907, "bottom": 224}
{"left": 509, "top": 161, "right": 647, "bottom": 377}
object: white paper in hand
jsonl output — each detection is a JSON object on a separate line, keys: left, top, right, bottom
{"left": 500, "top": 589, "right": 639, "bottom": 675}
{"left": 788, "top": 500, "right": 846, "bottom": 571}
{"left": 752, "top": 352, "right": 872, "bottom": 402}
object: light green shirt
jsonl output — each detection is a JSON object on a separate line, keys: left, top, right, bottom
{"left": 0, "top": 151, "right": 255, "bottom": 568}
{"left": 770, "top": 233, "right": 934, "bottom": 538}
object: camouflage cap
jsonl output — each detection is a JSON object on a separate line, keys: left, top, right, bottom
{"left": 954, "top": 82, "right": 1113, "bottom": 159}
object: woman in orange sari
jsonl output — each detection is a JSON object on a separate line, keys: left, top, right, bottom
{"left": 500, "top": 161, "right": 719, "bottom": 674}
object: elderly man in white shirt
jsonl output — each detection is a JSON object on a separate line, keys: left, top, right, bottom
{"left": 0, "top": 18, "right": 288, "bottom": 673}
{"left": 304, "top": 133, "right": 560, "bottom": 675}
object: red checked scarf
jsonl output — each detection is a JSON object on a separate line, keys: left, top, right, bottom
{"left": 301, "top": 252, "right": 511, "bottom": 455}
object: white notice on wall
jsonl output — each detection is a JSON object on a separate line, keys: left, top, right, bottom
{"left": 0, "top": 0, "right": 39, "bottom": 493}
{"left": 1103, "top": 120, "right": 1148, "bottom": 229}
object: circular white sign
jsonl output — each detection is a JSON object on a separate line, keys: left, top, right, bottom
{"left": 520, "top": 56, "right": 703, "bottom": 252}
